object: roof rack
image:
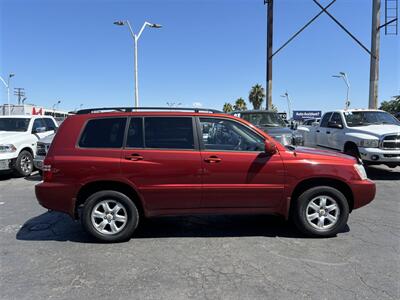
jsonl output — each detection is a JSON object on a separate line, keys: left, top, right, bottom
{"left": 76, "top": 107, "right": 222, "bottom": 115}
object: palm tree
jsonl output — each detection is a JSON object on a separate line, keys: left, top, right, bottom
{"left": 249, "top": 84, "right": 265, "bottom": 110}
{"left": 222, "top": 102, "right": 233, "bottom": 113}
{"left": 234, "top": 98, "right": 247, "bottom": 111}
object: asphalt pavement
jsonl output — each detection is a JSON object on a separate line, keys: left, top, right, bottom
{"left": 0, "top": 166, "right": 399, "bottom": 300}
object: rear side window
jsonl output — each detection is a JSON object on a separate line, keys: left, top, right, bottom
{"left": 144, "top": 117, "right": 194, "bottom": 149}
{"left": 79, "top": 118, "right": 127, "bottom": 148}
{"left": 126, "top": 118, "right": 144, "bottom": 148}
{"left": 320, "top": 113, "right": 332, "bottom": 127}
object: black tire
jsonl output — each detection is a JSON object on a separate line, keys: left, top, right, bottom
{"left": 81, "top": 190, "right": 139, "bottom": 242}
{"left": 13, "top": 150, "right": 34, "bottom": 177}
{"left": 292, "top": 186, "right": 349, "bottom": 237}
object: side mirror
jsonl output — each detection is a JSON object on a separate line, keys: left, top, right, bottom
{"left": 264, "top": 140, "right": 277, "bottom": 155}
{"left": 33, "top": 126, "right": 47, "bottom": 134}
{"left": 328, "top": 122, "right": 343, "bottom": 129}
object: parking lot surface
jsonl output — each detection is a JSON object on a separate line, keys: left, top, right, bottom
{"left": 0, "top": 166, "right": 399, "bottom": 300}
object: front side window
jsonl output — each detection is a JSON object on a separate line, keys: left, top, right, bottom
{"left": 32, "top": 119, "right": 47, "bottom": 132}
{"left": 320, "top": 113, "right": 332, "bottom": 127}
{"left": 79, "top": 118, "right": 127, "bottom": 148}
{"left": 200, "top": 118, "right": 265, "bottom": 151}
{"left": 0, "top": 118, "right": 30, "bottom": 132}
{"left": 329, "top": 113, "right": 343, "bottom": 126}
{"left": 144, "top": 117, "right": 194, "bottom": 149}
{"left": 43, "top": 118, "right": 57, "bottom": 131}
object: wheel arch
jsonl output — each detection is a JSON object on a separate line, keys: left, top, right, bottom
{"left": 343, "top": 141, "right": 358, "bottom": 153}
{"left": 75, "top": 180, "right": 145, "bottom": 219}
{"left": 289, "top": 177, "right": 354, "bottom": 218}
{"left": 19, "top": 146, "right": 34, "bottom": 157}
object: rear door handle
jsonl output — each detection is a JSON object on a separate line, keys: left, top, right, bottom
{"left": 125, "top": 154, "right": 144, "bottom": 161}
{"left": 204, "top": 156, "right": 222, "bottom": 163}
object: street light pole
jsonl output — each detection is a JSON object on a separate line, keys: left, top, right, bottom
{"left": 333, "top": 72, "right": 350, "bottom": 109}
{"left": 0, "top": 73, "right": 15, "bottom": 115}
{"left": 280, "top": 91, "right": 292, "bottom": 120}
{"left": 114, "top": 20, "right": 162, "bottom": 108}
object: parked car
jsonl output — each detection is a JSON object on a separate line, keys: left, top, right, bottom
{"left": 33, "top": 133, "right": 55, "bottom": 172}
{"left": 302, "top": 118, "right": 321, "bottom": 126}
{"left": 299, "top": 109, "right": 400, "bottom": 168}
{"left": 230, "top": 110, "right": 304, "bottom": 146}
{"left": 0, "top": 115, "right": 58, "bottom": 176}
{"left": 35, "top": 107, "right": 375, "bottom": 242}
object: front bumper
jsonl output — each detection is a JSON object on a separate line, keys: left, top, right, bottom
{"left": 0, "top": 153, "right": 18, "bottom": 171}
{"left": 350, "top": 179, "right": 376, "bottom": 210}
{"left": 359, "top": 147, "right": 400, "bottom": 165}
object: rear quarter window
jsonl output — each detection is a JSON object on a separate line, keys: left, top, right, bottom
{"left": 79, "top": 118, "right": 127, "bottom": 148}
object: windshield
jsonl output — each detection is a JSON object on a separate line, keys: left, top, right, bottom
{"left": 344, "top": 111, "right": 400, "bottom": 127}
{"left": 241, "top": 112, "right": 286, "bottom": 127}
{"left": 0, "top": 118, "right": 30, "bottom": 132}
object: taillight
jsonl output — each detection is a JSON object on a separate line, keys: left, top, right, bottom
{"left": 43, "top": 164, "right": 53, "bottom": 182}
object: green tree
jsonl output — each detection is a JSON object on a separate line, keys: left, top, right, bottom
{"left": 248, "top": 84, "right": 265, "bottom": 110}
{"left": 234, "top": 98, "right": 247, "bottom": 111}
{"left": 222, "top": 102, "right": 233, "bottom": 113}
{"left": 379, "top": 96, "right": 400, "bottom": 114}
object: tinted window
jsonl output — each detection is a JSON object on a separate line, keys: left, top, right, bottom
{"left": 144, "top": 117, "right": 194, "bottom": 149}
{"left": 126, "top": 118, "right": 144, "bottom": 148}
{"left": 329, "top": 113, "right": 343, "bottom": 126}
{"left": 79, "top": 118, "right": 126, "bottom": 148}
{"left": 43, "top": 118, "right": 57, "bottom": 131}
{"left": 200, "top": 118, "right": 264, "bottom": 151}
{"left": 0, "top": 118, "right": 30, "bottom": 132}
{"left": 344, "top": 111, "right": 400, "bottom": 127}
{"left": 32, "top": 119, "right": 47, "bottom": 132}
{"left": 320, "top": 113, "right": 332, "bottom": 127}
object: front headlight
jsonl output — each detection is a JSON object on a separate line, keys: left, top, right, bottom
{"left": 354, "top": 164, "right": 368, "bottom": 180}
{"left": 359, "top": 139, "right": 379, "bottom": 148}
{"left": 0, "top": 144, "right": 17, "bottom": 153}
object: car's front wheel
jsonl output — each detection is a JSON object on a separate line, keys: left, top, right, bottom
{"left": 293, "top": 186, "right": 349, "bottom": 237}
{"left": 82, "top": 190, "right": 139, "bottom": 242}
{"left": 14, "top": 150, "right": 34, "bottom": 177}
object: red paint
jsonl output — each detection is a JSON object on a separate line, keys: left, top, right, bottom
{"left": 35, "top": 111, "right": 376, "bottom": 219}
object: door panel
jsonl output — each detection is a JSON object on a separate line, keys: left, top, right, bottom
{"left": 199, "top": 117, "right": 284, "bottom": 208}
{"left": 201, "top": 151, "right": 284, "bottom": 208}
{"left": 121, "top": 149, "right": 202, "bottom": 210}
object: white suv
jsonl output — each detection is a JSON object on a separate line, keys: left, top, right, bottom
{"left": 0, "top": 115, "right": 58, "bottom": 176}
{"left": 300, "top": 109, "right": 400, "bottom": 168}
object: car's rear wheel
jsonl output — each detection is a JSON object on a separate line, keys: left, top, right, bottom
{"left": 293, "top": 186, "right": 349, "bottom": 237}
{"left": 14, "top": 150, "right": 34, "bottom": 177}
{"left": 82, "top": 190, "right": 139, "bottom": 242}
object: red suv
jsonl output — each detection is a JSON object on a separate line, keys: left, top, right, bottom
{"left": 35, "top": 107, "right": 376, "bottom": 242}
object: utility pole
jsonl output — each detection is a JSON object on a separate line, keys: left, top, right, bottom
{"left": 265, "top": 0, "right": 273, "bottom": 110}
{"left": 13, "top": 88, "right": 25, "bottom": 105}
{"left": 369, "top": 0, "right": 381, "bottom": 109}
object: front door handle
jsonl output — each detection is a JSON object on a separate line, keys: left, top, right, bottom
{"left": 204, "top": 156, "right": 221, "bottom": 163}
{"left": 316, "top": 130, "right": 320, "bottom": 133}
{"left": 326, "top": 131, "right": 331, "bottom": 134}
{"left": 125, "top": 154, "right": 144, "bottom": 161}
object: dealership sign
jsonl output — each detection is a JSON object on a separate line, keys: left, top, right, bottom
{"left": 293, "top": 110, "right": 322, "bottom": 121}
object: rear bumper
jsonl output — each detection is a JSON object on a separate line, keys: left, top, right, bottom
{"left": 350, "top": 179, "right": 376, "bottom": 210}
{"left": 35, "top": 182, "right": 76, "bottom": 217}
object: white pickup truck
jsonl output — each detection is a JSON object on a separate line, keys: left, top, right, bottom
{"left": 298, "top": 109, "right": 400, "bottom": 168}
{"left": 0, "top": 115, "right": 58, "bottom": 176}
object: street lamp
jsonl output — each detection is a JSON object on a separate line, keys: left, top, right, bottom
{"left": 0, "top": 73, "right": 15, "bottom": 115}
{"left": 52, "top": 100, "right": 61, "bottom": 111}
{"left": 114, "top": 20, "right": 162, "bottom": 108}
{"left": 280, "top": 91, "right": 292, "bottom": 120}
{"left": 333, "top": 72, "right": 350, "bottom": 109}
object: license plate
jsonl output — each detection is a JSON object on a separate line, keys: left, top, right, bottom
{"left": 0, "top": 160, "right": 10, "bottom": 170}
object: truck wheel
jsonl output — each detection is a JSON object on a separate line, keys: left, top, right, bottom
{"left": 293, "top": 186, "right": 349, "bottom": 237}
{"left": 82, "top": 190, "right": 139, "bottom": 243}
{"left": 14, "top": 150, "right": 34, "bottom": 177}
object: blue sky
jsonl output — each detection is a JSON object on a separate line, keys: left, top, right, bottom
{"left": 0, "top": 0, "right": 399, "bottom": 114}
